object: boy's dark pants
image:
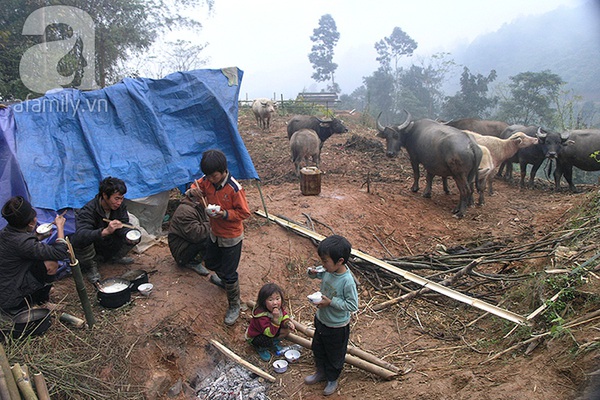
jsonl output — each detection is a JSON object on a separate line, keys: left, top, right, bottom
{"left": 203, "top": 238, "right": 242, "bottom": 284}
{"left": 312, "top": 316, "right": 350, "bottom": 381}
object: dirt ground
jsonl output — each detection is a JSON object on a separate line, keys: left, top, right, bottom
{"left": 51, "top": 111, "right": 600, "bottom": 399}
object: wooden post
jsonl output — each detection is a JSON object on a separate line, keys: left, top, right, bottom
{"left": 0, "top": 344, "right": 19, "bottom": 400}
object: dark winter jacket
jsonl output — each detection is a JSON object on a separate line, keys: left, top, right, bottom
{"left": 0, "top": 225, "right": 68, "bottom": 310}
{"left": 70, "top": 195, "right": 132, "bottom": 249}
{"left": 168, "top": 197, "right": 210, "bottom": 262}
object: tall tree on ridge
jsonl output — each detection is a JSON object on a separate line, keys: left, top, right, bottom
{"left": 308, "top": 14, "right": 340, "bottom": 93}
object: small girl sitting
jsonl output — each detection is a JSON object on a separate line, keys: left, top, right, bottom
{"left": 245, "top": 282, "right": 296, "bottom": 361}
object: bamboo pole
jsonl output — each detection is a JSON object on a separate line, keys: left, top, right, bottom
{"left": 0, "top": 344, "right": 19, "bottom": 400}
{"left": 32, "top": 373, "right": 50, "bottom": 400}
{"left": 0, "top": 364, "right": 12, "bottom": 400}
{"left": 65, "top": 238, "right": 95, "bottom": 328}
{"left": 69, "top": 259, "right": 95, "bottom": 328}
{"left": 209, "top": 340, "right": 276, "bottom": 383}
{"left": 285, "top": 333, "right": 397, "bottom": 380}
{"left": 11, "top": 363, "right": 37, "bottom": 400}
{"left": 373, "top": 257, "right": 482, "bottom": 311}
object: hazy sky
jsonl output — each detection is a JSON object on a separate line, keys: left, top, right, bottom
{"left": 182, "top": 0, "right": 585, "bottom": 100}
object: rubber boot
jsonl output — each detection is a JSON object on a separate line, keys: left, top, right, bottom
{"left": 209, "top": 274, "right": 225, "bottom": 289}
{"left": 224, "top": 281, "right": 240, "bottom": 326}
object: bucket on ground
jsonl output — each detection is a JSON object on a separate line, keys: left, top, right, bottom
{"left": 300, "top": 167, "right": 321, "bottom": 195}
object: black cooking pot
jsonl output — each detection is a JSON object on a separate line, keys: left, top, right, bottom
{"left": 120, "top": 269, "right": 149, "bottom": 291}
{"left": 96, "top": 278, "right": 132, "bottom": 308}
{"left": 12, "top": 308, "right": 52, "bottom": 338}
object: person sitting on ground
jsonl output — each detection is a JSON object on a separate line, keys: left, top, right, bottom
{"left": 245, "top": 282, "right": 296, "bottom": 361}
{"left": 70, "top": 177, "right": 140, "bottom": 283}
{"left": 168, "top": 188, "right": 211, "bottom": 276}
{"left": 0, "top": 196, "right": 69, "bottom": 315}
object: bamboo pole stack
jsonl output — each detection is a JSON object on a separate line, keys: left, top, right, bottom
{"left": 246, "top": 301, "right": 399, "bottom": 380}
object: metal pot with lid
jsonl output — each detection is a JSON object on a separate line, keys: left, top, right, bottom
{"left": 120, "top": 269, "right": 149, "bottom": 291}
{"left": 96, "top": 278, "right": 132, "bottom": 308}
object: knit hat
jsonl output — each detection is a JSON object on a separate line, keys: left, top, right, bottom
{"left": 1, "top": 196, "right": 36, "bottom": 228}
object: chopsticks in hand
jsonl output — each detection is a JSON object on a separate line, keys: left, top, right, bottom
{"left": 102, "top": 218, "right": 136, "bottom": 230}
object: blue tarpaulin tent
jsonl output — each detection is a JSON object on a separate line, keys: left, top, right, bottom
{"left": 0, "top": 68, "right": 259, "bottom": 230}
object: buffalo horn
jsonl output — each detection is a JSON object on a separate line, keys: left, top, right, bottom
{"left": 536, "top": 127, "right": 547, "bottom": 139}
{"left": 376, "top": 112, "right": 386, "bottom": 133}
{"left": 395, "top": 109, "right": 411, "bottom": 131}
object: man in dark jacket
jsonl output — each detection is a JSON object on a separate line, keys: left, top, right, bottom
{"left": 0, "top": 196, "right": 69, "bottom": 315}
{"left": 168, "top": 189, "right": 212, "bottom": 277}
{"left": 70, "top": 177, "right": 140, "bottom": 283}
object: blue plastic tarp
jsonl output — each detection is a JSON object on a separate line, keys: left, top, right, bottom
{"left": 9, "top": 68, "right": 258, "bottom": 211}
{"left": 0, "top": 106, "right": 30, "bottom": 229}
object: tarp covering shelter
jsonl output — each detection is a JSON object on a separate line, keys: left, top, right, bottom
{"left": 0, "top": 68, "right": 258, "bottom": 232}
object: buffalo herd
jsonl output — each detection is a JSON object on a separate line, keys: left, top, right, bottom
{"left": 251, "top": 99, "right": 600, "bottom": 218}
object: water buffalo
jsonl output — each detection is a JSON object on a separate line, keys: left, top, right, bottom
{"left": 286, "top": 115, "right": 348, "bottom": 148}
{"left": 376, "top": 111, "right": 482, "bottom": 218}
{"left": 290, "top": 129, "right": 321, "bottom": 176}
{"left": 464, "top": 130, "right": 538, "bottom": 194}
{"left": 497, "top": 125, "right": 568, "bottom": 188}
{"left": 443, "top": 118, "right": 508, "bottom": 138}
{"left": 554, "top": 129, "right": 600, "bottom": 192}
{"left": 251, "top": 98, "right": 276, "bottom": 132}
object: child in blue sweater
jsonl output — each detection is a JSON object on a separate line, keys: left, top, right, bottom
{"left": 305, "top": 235, "right": 359, "bottom": 396}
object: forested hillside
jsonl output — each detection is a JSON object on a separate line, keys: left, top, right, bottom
{"left": 455, "top": 1, "right": 600, "bottom": 101}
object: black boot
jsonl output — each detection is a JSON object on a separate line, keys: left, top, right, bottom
{"left": 224, "top": 281, "right": 240, "bottom": 326}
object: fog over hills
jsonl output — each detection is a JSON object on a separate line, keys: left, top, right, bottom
{"left": 453, "top": 0, "right": 600, "bottom": 101}
{"left": 331, "top": 1, "right": 600, "bottom": 103}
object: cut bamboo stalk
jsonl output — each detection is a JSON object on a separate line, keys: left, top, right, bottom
{"left": 255, "top": 210, "right": 527, "bottom": 326}
{"left": 11, "top": 363, "right": 37, "bottom": 400}
{"left": 209, "top": 340, "right": 276, "bottom": 383}
{"left": 63, "top": 238, "right": 95, "bottom": 329}
{"left": 286, "top": 333, "right": 397, "bottom": 380}
{"left": 33, "top": 372, "right": 50, "bottom": 400}
{"left": 0, "top": 364, "right": 12, "bottom": 400}
{"left": 59, "top": 313, "right": 86, "bottom": 329}
{"left": 0, "top": 344, "right": 19, "bottom": 400}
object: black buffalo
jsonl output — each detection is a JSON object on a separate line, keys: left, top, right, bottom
{"left": 286, "top": 115, "right": 348, "bottom": 147}
{"left": 554, "top": 129, "right": 600, "bottom": 192}
{"left": 443, "top": 118, "right": 508, "bottom": 138}
{"left": 376, "top": 111, "right": 482, "bottom": 218}
{"left": 497, "top": 125, "right": 568, "bottom": 188}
